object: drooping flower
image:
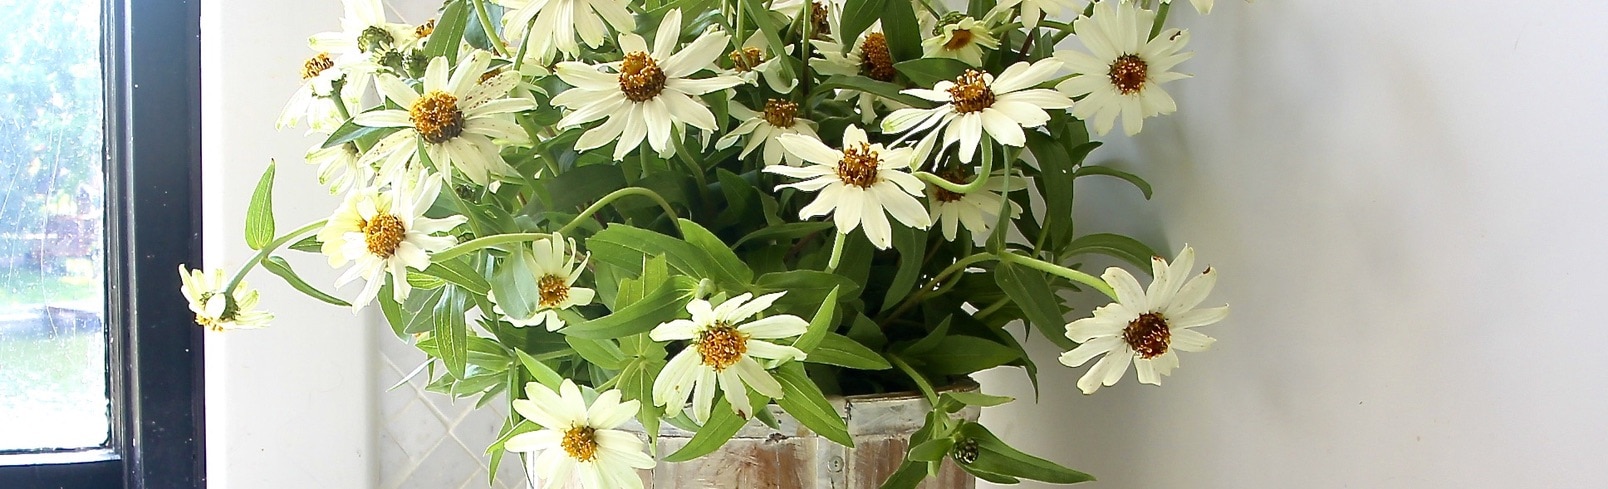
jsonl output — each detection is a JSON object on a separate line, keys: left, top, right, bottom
{"left": 883, "top": 59, "right": 1072, "bottom": 164}
{"left": 506, "top": 380, "right": 655, "bottom": 489}
{"left": 650, "top": 292, "right": 807, "bottom": 424}
{"left": 308, "top": 0, "right": 417, "bottom": 96}
{"left": 1059, "top": 245, "right": 1228, "bottom": 394}
{"left": 318, "top": 176, "right": 467, "bottom": 310}
{"left": 355, "top": 50, "right": 533, "bottom": 186}
{"left": 716, "top": 99, "right": 818, "bottom": 167}
{"left": 768, "top": 126, "right": 931, "bottom": 250}
{"left": 178, "top": 265, "right": 273, "bottom": 331}
{"left": 1055, "top": 0, "right": 1194, "bottom": 136}
{"left": 921, "top": 15, "right": 999, "bottom": 67}
{"left": 305, "top": 142, "right": 372, "bottom": 195}
{"left": 729, "top": 32, "right": 798, "bottom": 94}
{"left": 992, "top": 0, "right": 1085, "bottom": 29}
{"left": 492, "top": 0, "right": 636, "bottom": 63}
{"left": 278, "top": 51, "right": 364, "bottom": 132}
{"left": 927, "top": 170, "right": 1027, "bottom": 245}
{"left": 489, "top": 234, "right": 595, "bottom": 332}
{"left": 551, "top": 10, "right": 742, "bottom": 161}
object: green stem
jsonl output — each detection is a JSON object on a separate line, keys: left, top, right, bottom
{"left": 555, "top": 187, "right": 683, "bottom": 237}
{"left": 224, "top": 220, "right": 328, "bottom": 294}
{"left": 999, "top": 252, "right": 1117, "bottom": 300}
{"left": 880, "top": 252, "right": 998, "bottom": 322}
{"left": 470, "top": 0, "right": 513, "bottom": 57}
{"left": 887, "top": 353, "right": 939, "bottom": 404}
{"left": 1149, "top": 1, "right": 1171, "bottom": 39}
{"left": 328, "top": 88, "right": 372, "bottom": 153}
{"left": 431, "top": 232, "right": 551, "bottom": 262}
{"left": 914, "top": 146, "right": 998, "bottom": 194}
{"left": 1037, "top": 20, "right": 1075, "bottom": 34}
{"left": 824, "top": 231, "right": 847, "bottom": 272}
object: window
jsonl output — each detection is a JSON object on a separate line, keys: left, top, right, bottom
{"left": 0, "top": 0, "right": 203, "bottom": 487}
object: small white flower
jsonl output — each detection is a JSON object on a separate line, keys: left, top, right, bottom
{"left": 305, "top": 142, "right": 372, "bottom": 195}
{"left": 729, "top": 32, "right": 798, "bottom": 94}
{"left": 1059, "top": 245, "right": 1228, "bottom": 394}
{"left": 551, "top": 10, "right": 743, "bottom": 161}
{"left": 1163, "top": 0, "right": 1214, "bottom": 15}
{"left": 1055, "top": 0, "right": 1194, "bottom": 136}
{"left": 355, "top": 50, "right": 534, "bottom": 186}
{"left": 883, "top": 59, "right": 1073, "bottom": 164}
{"left": 318, "top": 176, "right": 467, "bottom": 310}
{"left": 716, "top": 99, "right": 818, "bottom": 167}
{"left": 489, "top": 234, "right": 595, "bottom": 332}
{"left": 926, "top": 170, "right": 1026, "bottom": 245}
{"left": 278, "top": 52, "right": 364, "bottom": 132}
{"left": 308, "top": 0, "right": 417, "bottom": 95}
{"left": 650, "top": 292, "right": 808, "bottom": 424}
{"left": 768, "top": 126, "right": 931, "bottom": 250}
{"left": 922, "top": 16, "right": 999, "bottom": 67}
{"left": 811, "top": 29, "right": 906, "bottom": 124}
{"left": 992, "top": 0, "right": 1085, "bottom": 29}
{"left": 178, "top": 265, "right": 273, "bottom": 331}
{"left": 492, "top": 0, "right": 636, "bottom": 63}
{"left": 506, "top": 380, "right": 655, "bottom": 489}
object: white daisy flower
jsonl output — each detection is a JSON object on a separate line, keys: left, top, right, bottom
{"left": 306, "top": 142, "right": 372, "bottom": 195}
{"left": 991, "top": 0, "right": 1085, "bottom": 29}
{"left": 811, "top": 28, "right": 906, "bottom": 124}
{"left": 489, "top": 233, "right": 595, "bottom": 332}
{"left": 927, "top": 170, "right": 1027, "bottom": 245}
{"left": 883, "top": 59, "right": 1073, "bottom": 164}
{"left": 650, "top": 292, "right": 808, "bottom": 424}
{"left": 729, "top": 32, "right": 797, "bottom": 94}
{"left": 1163, "top": 0, "right": 1214, "bottom": 15}
{"left": 1059, "top": 245, "right": 1228, "bottom": 394}
{"left": 278, "top": 52, "right": 364, "bottom": 132}
{"left": 768, "top": 126, "right": 932, "bottom": 250}
{"left": 551, "top": 10, "right": 742, "bottom": 161}
{"left": 355, "top": 50, "right": 534, "bottom": 186}
{"left": 492, "top": 0, "right": 636, "bottom": 63}
{"left": 318, "top": 176, "right": 467, "bottom": 310}
{"left": 769, "top": 0, "right": 834, "bottom": 39}
{"left": 716, "top": 99, "right": 818, "bottom": 167}
{"left": 178, "top": 265, "right": 273, "bottom": 332}
{"left": 506, "top": 379, "right": 655, "bottom": 489}
{"left": 1055, "top": 0, "right": 1194, "bottom": 136}
{"left": 921, "top": 15, "right": 999, "bottom": 67}
{"left": 308, "top": 0, "right": 417, "bottom": 94}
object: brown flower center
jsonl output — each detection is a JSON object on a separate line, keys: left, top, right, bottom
{"left": 859, "top": 33, "right": 896, "bottom": 82}
{"left": 301, "top": 53, "right": 335, "bottom": 80}
{"left": 361, "top": 213, "right": 407, "bottom": 259}
{"left": 932, "top": 168, "right": 970, "bottom": 203}
{"left": 1122, "top": 312, "right": 1171, "bottom": 359}
{"left": 409, "top": 91, "right": 465, "bottom": 144}
{"left": 730, "top": 47, "right": 764, "bottom": 72}
{"left": 943, "top": 28, "right": 974, "bottom": 51}
{"left": 810, "top": 2, "right": 831, "bottom": 39}
{"left": 415, "top": 19, "right": 436, "bottom": 39}
{"left": 619, "top": 51, "right": 667, "bottom": 102}
{"left": 763, "top": 99, "right": 798, "bottom": 128}
{"left": 561, "top": 426, "right": 599, "bottom": 462}
{"left": 1107, "top": 54, "right": 1149, "bottom": 95}
{"left": 947, "top": 70, "right": 995, "bottom": 114}
{"left": 697, "top": 322, "right": 749, "bottom": 371}
{"left": 537, "top": 274, "right": 569, "bottom": 308}
{"left": 836, "top": 142, "right": 881, "bottom": 188}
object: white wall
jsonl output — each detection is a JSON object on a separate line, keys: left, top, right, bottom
{"left": 980, "top": 1, "right": 1608, "bottom": 487}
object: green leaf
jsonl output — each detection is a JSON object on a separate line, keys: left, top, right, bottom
{"left": 995, "top": 261, "right": 1076, "bottom": 349}
{"left": 773, "top": 363, "right": 852, "bottom": 447}
{"left": 733, "top": 221, "right": 834, "bottom": 248}
{"left": 245, "top": 162, "right": 275, "bottom": 250}
{"left": 677, "top": 219, "right": 754, "bottom": 283}
{"left": 941, "top": 391, "right": 1014, "bottom": 409}
{"left": 906, "top": 336, "right": 1020, "bottom": 375}
{"left": 664, "top": 392, "right": 765, "bottom": 462}
{"left": 563, "top": 275, "right": 699, "bottom": 339}
{"left": 488, "top": 245, "right": 542, "bottom": 321}
{"left": 420, "top": 259, "right": 491, "bottom": 296}
{"left": 260, "top": 256, "right": 351, "bottom": 307}
{"left": 1062, "top": 233, "right": 1158, "bottom": 272}
{"left": 434, "top": 286, "right": 470, "bottom": 379}
{"left": 806, "top": 332, "right": 891, "bottom": 370}
{"left": 839, "top": 0, "right": 888, "bottom": 54}
{"left": 514, "top": 348, "right": 564, "bottom": 390}
{"left": 1025, "top": 130, "right": 1091, "bottom": 248}
{"left": 288, "top": 235, "right": 323, "bottom": 253}
{"left": 753, "top": 270, "right": 858, "bottom": 316}
{"left": 735, "top": 0, "right": 795, "bottom": 81}
{"left": 378, "top": 282, "right": 406, "bottom": 336}
{"left": 879, "top": 461, "right": 932, "bottom": 489}
{"left": 813, "top": 76, "right": 926, "bottom": 107}
{"left": 423, "top": 0, "right": 470, "bottom": 64}
{"left": 1076, "top": 164, "right": 1153, "bottom": 199}
{"left": 878, "top": 0, "right": 922, "bottom": 62}
{"left": 588, "top": 225, "right": 747, "bottom": 287}
{"left": 901, "top": 316, "right": 950, "bottom": 356}
{"left": 406, "top": 270, "right": 448, "bottom": 290}
{"left": 566, "top": 336, "right": 628, "bottom": 370}
{"left": 908, "top": 438, "right": 955, "bottom": 462}
{"left": 894, "top": 58, "right": 972, "bottom": 86}
{"left": 881, "top": 224, "right": 927, "bottom": 308}
{"left": 791, "top": 286, "right": 839, "bottom": 354}
{"left": 522, "top": 163, "right": 628, "bottom": 215}
{"left": 320, "top": 120, "right": 396, "bottom": 149}
{"left": 959, "top": 422, "right": 1095, "bottom": 483}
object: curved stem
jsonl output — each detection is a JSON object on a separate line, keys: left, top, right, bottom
{"left": 431, "top": 232, "right": 551, "bottom": 263}
{"left": 880, "top": 252, "right": 998, "bottom": 322}
{"left": 471, "top": 0, "right": 512, "bottom": 57}
{"left": 999, "top": 252, "right": 1117, "bottom": 300}
{"left": 224, "top": 220, "right": 328, "bottom": 294}
{"left": 914, "top": 135, "right": 997, "bottom": 193}
{"left": 825, "top": 231, "right": 847, "bottom": 272}
{"left": 887, "top": 353, "right": 939, "bottom": 404}
{"left": 555, "top": 187, "right": 683, "bottom": 237}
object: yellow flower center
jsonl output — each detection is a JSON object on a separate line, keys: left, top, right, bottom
{"left": 619, "top": 51, "right": 667, "bottom": 102}
{"left": 1107, "top": 54, "right": 1149, "bottom": 95}
{"left": 836, "top": 142, "right": 881, "bottom": 189}
{"left": 943, "top": 28, "right": 975, "bottom": 51}
{"left": 947, "top": 70, "right": 995, "bottom": 114}
{"left": 697, "top": 322, "right": 749, "bottom": 371}
{"left": 362, "top": 213, "right": 407, "bottom": 259}
{"left": 1122, "top": 312, "right": 1171, "bottom": 359}
{"left": 537, "top": 274, "right": 570, "bottom": 308}
{"left": 730, "top": 47, "right": 764, "bottom": 72}
{"left": 301, "top": 53, "right": 335, "bottom": 80}
{"left": 561, "top": 426, "right": 600, "bottom": 462}
{"left": 409, "top": 91, "right": 464, "bottom": 144}
{"left": 810, "top": 2, "right": 831, "bottom": 39}
{"left": 859, "top": 33, "right": 896, "bottom": 82}
{"left": 763, "top": 99, "right": 798, "bottom": 128}
{"left": 415, "top": 19, "right": 436, "bottom": 39}
{"left": 932, "top": 168, "right": 969, "bottom": 203}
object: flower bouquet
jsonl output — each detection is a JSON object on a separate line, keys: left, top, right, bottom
{"left": 184, "top": 0, "right": 1233, "bottom": 486}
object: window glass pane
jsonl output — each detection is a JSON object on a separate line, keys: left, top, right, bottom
{"left": 0, "top": 0, "right": 108, "bottom": 451}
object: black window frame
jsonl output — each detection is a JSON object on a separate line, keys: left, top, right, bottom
{"left": 0, "top": 0, "right": 204, "bottom": 487}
